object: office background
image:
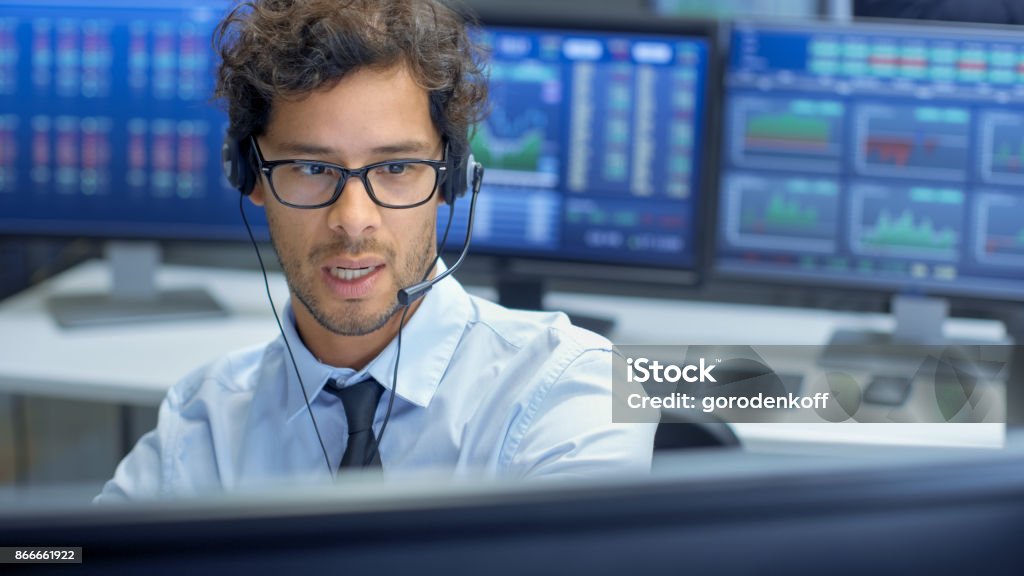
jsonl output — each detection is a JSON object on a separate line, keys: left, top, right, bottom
{"left": 0, "top": 0, "right": 1021, "bottom": 493}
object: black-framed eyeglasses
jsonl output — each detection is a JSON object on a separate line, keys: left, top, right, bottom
{"left": 250, "top": 136, "right": 448, "bottom": 209}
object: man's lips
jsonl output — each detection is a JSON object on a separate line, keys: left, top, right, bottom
{"left": 323, "top": 256, "right": 386, "bottom": 270}
{"left": 321, "top": 259, "right": 386, "bottom": 299}
{"left": 327, "top": 264, "right": 382, "bottom": 282}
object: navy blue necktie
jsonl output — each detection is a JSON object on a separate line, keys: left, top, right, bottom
{"left": 326, "top": 378, "right": 385, "bottom": 469}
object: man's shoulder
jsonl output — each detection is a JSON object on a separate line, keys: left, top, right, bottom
{"left": 167, "top": 339, "right": 278, "bottom": 407}
{"left": 464, "top": 294, "right": 612, "bottom": 358}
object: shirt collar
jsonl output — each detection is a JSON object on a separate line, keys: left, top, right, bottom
{"left": 282, "top": 261, "right": 471, "bottom": 421}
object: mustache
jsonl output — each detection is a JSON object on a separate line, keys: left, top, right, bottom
{"left": 309, "top": 237, "right": 395, "bottom": 262}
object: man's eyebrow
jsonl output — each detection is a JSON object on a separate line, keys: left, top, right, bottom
{"left": 367, "top": 140, "right": 435, "bottom": 156}
{"left": 273, "top": 141, "right": 337, "bottom": 157}
{"left": 272, "top": 140, "right": 436, "bottom": 158}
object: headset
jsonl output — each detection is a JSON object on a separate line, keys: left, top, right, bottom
{"left": 222, "top": 124, "right": 483, "bottom": 475}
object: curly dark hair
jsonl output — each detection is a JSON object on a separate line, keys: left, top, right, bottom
{"left": 214, "top": 0, "right": 488, "bottom": 158}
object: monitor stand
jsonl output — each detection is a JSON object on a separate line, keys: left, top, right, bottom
{"left": 821, "top": 294, "right": 1013, "bottom": 372}
{"left": 1004, "top": 310, "right": 1024, "bottom": 426}
{"left": 497, "top": 277, "right": 615, "bottom": 336}
{"left": 829, "top": 294, "right": 952, "bottom": 347}
{"left": 47, "top": 241, "right": 226, "bottom": 329}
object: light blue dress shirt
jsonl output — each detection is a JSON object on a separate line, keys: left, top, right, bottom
{"left": 97, "top": 271, "right": 656, "bottom": 501}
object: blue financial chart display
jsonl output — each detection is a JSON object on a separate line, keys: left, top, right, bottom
{"left": 717, "top": 21, "right": 1024, "bottom": 300}
{"left": 441, "top": 25, "right": 708, "bottom": 269}
{"left": 0, "top": 0, "right": 268, "bottom": 240}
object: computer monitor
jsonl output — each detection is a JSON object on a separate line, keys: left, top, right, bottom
{"left": 0, "top": 0, "right": 258, "bottom": 239}
{"left": 0, "top": 0, "right": 259, "bottom": 238}
{"left": 0, "top": 0, "right": 257, "bottom": 325}
{"left": 444, "top": 14, "right": 714, "bottom": 328}
{"left": 715, "top": 19, "right": 1024, "bottom": 344}
{"left": 2, "top": 446, "right": 1023, "bottom": 574}
{"left": 0, "top": 2, "right": 714, "bottom": 329}
{"left": 651, "top": 0, "right": 826, "bottom": 20}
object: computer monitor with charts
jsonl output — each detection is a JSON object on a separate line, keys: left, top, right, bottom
{"left": 0, "top": 0, "right": 253, "bottom": 325}
{"left": 716, "top": 19, "right": 1024, "bottom": 343}
{"left": 0, "top": 0, "right": 257, "bottom": 241}
{"left": 0, "top": 2, "right": 713, "bottom": 327}
{"left": 444, "top": 15, "right": 713, "bottom": 323}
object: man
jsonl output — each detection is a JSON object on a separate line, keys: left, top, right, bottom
{"left": 97, "top": 0, "right": 655, "bottom": 501}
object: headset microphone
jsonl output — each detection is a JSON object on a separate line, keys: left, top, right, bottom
{"left": 366, "top": 158, "right": 482, "bottom": 467}
{"left": 397, "top": 161, "right": 483, "bottom": 307}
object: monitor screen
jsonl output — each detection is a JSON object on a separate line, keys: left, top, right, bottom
{"left": 444, "top": 21, "right": 710, "bottom": 272}
{"left": 0, "top": 0, "right": 267, "bottom": 241}
{"left": 0, "top": 1, "right": 710, "bottom": 281}
{"left": 716, "top": 20, "right": 1024, "bottom": 302}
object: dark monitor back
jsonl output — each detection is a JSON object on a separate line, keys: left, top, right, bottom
{"left": 715, "top": 19, "right": 1024, "bottom": 304}
{"left": 3, "top": 451, "right": 1024, "bottom": 575}
{"left": 0, "top": 0, "right": 271, "bottom": 241}
{"left": 444, "top": 14, "right": 714, "bottom": 287}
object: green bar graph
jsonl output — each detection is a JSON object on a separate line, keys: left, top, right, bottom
{"left": 863, "top": 210, "right": 956, "bottom": 252}
{"left": 743, "top": 194, "right": 819, "bottom": 228}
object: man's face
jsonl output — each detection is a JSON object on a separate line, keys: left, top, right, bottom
{"left": 250, "top": 64, "right": 443, "bottom": 336}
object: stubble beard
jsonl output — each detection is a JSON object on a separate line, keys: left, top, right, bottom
{"left": 270, "top": 216, "right": 436, "bottom": 337}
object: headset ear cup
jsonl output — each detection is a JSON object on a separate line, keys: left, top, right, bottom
{"left": 241, "top": 140, "right": 256, "bottom": 196}
{"left": 443, "top": 139, "right": 470, "bottom": 205}
{"left": 465, "top": 153, "right": 478, "bottom": 193}
{"left": 222, "top": 136, "right": 256, "bottom": 196}
{"left": 221, "top": 137, "right": 240, "bottom": 191}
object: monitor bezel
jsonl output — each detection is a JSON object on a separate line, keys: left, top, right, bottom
{"left": 446, "top": 7, "right": 721, "bottom": 290}
{"left": 710, "top": 16, "right": 1024, "bottom": 305}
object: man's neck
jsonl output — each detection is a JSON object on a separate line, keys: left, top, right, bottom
{"left": 292, "top": 298, "right": 424, "bottom": 370}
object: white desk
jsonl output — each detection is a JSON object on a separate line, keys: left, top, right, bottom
{"left": 0, "top": 261, "right": 288, "bottom": 406}
{"left": 0, "top": 260, "right": 1007, "bottom": 449}
{"left": 539, "top": 291, "right": 1008, "bottom": 450}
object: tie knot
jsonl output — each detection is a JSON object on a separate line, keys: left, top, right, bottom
{"left": 331, "top": 379, "right": 384, "bottom": 435}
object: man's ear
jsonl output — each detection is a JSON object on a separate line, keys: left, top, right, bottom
{"left": 249, "top": 182, "right": 266, "bottom": 207}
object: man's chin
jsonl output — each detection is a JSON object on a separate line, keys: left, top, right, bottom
{"left": 316, "top": 301, "right": 401, "bottom": 337}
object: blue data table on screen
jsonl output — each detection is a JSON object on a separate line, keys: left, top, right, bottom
{"left": 442, "top": 22, "right": 709, "bottom": 272}
{"left": 0, "top": 0, "right": 269, "bottom": 241}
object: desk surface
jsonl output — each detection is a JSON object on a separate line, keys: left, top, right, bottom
{"left": 0, "top": 260, "right": 1006, "bottom": 448}
{"left": 0, "top": 261, "right": 288, "bottom": 405}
